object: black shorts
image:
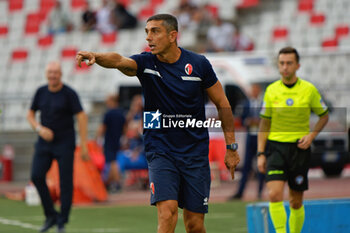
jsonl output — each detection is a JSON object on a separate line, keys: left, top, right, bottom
{"left": 265, "top": 140, "right": 311, "bottom": 191}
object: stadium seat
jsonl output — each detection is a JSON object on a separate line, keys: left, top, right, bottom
{"left": 101, "top": 32, "right": 118, "bottom": 45}
{"left": 0, "top": 25, "right": 8, "bottom": 37}
{"left": 25, "top": 12, "right": 43, "bottom": 35}
{"left": 61, "top": 46, "right": 78, "bottom": 58}
{"left": 40, "top": 0, "right": 56, "bottom": 12}
{"left": 335, "top": 24, "right": 349, "bottom": 38}
{"left": 71, "top": 0, "right": 87, "bottom": 10}
{"left": 38, "top": 35, "right": 54, "bottom": 48}
{"left": 236, "top": 0, "right": 260, "bottom": 9}
{"left": 310, "top": 12, "right": 326, "bottom": 26}
{"left": 322, "top": 37, "right": 338, "bottom": 50}
{"left": 151, "top": 0, "right": 164, "bottom": 6}
{"left": 205, "top": 4, "right": 219, "bottom": 19}
{"left": 11, "top": 49, "right": 28, "bottom": 62}
{"left": 298, "top": 0, "right": 314, "bottom": 13}
{"left": 138, "top": 6, "right": 154, "bottom": 21}
{"left": 272, "top": 27, "right": 289, "bottom": 40}
{"left": 8, "top": 0, "right": 24, "bottom": 12}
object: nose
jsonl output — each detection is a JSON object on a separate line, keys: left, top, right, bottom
{"left": 146, "top": 32, "right": 151, "bottom": 42}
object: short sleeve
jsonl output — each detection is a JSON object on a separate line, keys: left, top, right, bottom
{"left": 310, "top": 86, "right": 328, "bottom": 116}
{"left": 68, "top": 89, "right": 83, "bottom": 114}
{"left": 202, "top": 57, "right": 218, "bottom": 89}
{"left": 260, "top": 89, "right": 271, "bottom": 119}
{"left": 30, "top": 88, "right": 40, "bottom": 111}
{"left": 130, "top": 53, "right": 147, "bottom": 78}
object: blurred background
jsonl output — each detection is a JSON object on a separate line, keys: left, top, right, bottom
{"left": 0, "top": 0, "right": 349, "bottom": 202}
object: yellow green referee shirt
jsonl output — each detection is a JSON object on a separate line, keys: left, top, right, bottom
{"left": 260, "top": 78, "right": 328, "bottom": 142}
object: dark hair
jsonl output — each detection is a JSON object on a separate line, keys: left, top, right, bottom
{"left": 147, "top": 14, "right": 178, "bottom": 32}
{"left": 278, "top": 47, "right": 300, "bottom": 63}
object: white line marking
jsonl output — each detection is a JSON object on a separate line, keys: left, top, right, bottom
{"left": 0, "top": 216, "right": 40, "bottom": 230}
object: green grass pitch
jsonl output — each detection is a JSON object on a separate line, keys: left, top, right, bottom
{"left": 0, "top": 197, "right": 249, "bottom": 233}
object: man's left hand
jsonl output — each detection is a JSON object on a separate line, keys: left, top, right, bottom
{"left": 81, "top": 143, "right": 90, "bottom": 161}
{"left": 297, "top": 134, "right": 314, "bottom": 150}
{"left": 224, "top": 150, "right": 240, "bottom": 180}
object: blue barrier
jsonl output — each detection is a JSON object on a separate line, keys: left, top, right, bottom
{"left": 246, "top": 198, "right": 350, "bottom": 233}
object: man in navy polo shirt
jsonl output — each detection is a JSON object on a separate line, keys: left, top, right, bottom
{"left": 27, "top": 61, "right": 88, "bottom": 233}
{"left": 76, "top": 14, "right": 240, "bottom": 233}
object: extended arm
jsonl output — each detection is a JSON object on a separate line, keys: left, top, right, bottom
{"left": 206, "top": 81, "right": 240, "bottom": 180}
{"left": 76, "top": 51, "right": 138, "bottom": 76}
{"left": 257, "top": 118, "right": 271, "bottom": 174}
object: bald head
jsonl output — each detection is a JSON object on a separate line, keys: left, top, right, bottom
{"left": 46, "top": 61, "right": 63, "bottom": 91}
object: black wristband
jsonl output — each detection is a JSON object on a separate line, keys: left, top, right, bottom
{"left": 256, "top": 152, "right": 265, "bottom": 157}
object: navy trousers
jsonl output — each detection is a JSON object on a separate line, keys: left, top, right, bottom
{"left": 31, "top": 140, "right": 74, "bottom": 226}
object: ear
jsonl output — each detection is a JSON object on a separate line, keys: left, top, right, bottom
{"left": 169, "top": 31, "right": 178, "bottom": 43}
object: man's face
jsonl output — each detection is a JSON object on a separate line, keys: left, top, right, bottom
{"left": 46, "top": 62, "right": 62, "bottom": 88}
{"left": 145, "top": 20, "right": 176, "bottom": 55}
{"left": 278, "top": 53, "right": 300, "bottom": 80}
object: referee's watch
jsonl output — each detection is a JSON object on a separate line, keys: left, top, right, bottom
{"left": 226, "top": 143, "right": 238, "bottom": 151}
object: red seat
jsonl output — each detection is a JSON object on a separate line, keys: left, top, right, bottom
{"left": 150, "top": 0, "right": 164, "bottom": 6}
{"left": 25, "top": 12, "right": 46, "bottom": 35}
{"left": 118, "top": 0, "right": 131, "bottom": 7}
{"left": 310, "top": 13, "right": 325, "bottom": 25}
{"left": 272, "top": 27, "right": 289, "bottom": 40}
{"left": 138, "top": 7, "right": 154, "bottom": 20}
{"left": 9, "top": 0, "right": 23, "bottom": 12}
{"left": 205, "top": 4, "right": 219, "bottom": 19}
{"left": 322, "top": 38, "right": 338, "bottom": 50}
{"left": 71, "top": 0, "right": 87, "bottom": 10}
{"left": 12, "top": 49, "right": 28, "bottom": 61}
{"left": 38, "top": 35, "right": 54, "bottom": 48}
{"left": 236, "top": 0, "right": 260, "bottom": 9}
{"left": 335, "top": 24, "right": 350, "bottom": 38}
{"left": 298, "top": 0, "right": 313, "bottom": 13}
{"left": 101, "top": 32, "right": 117, "bottom": 44}
{"left": 61, "top": 47, "right": 78, "bottom": 58}
{"left": 40, "top": 0, "right": 56, "bottom": 12}
{"left": 0, "top": 25, "right": 8, "bottom": 37}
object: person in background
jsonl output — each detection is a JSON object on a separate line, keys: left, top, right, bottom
{"left": 111, "top": 1, "right": 138, "bottom": 30}
{"left": 81, "top": 1, "right": 96, "bottom": 32}
{"left": 230, "top": 83, "right": 265, "bottom": 200}
{"left": 27, "top": 61, "right": 88, "bottom": 233}
{"left": 47, "top": 1, "right": 73, "bottom": 34}
{"left": 96, "top": 0, "right": 115, "bottom": 34}
{"left": 206, "top": 17, "right": 236, "bottom": 52}
{"left": 258, "top": 47, "right": 329, "bottom": 233}
{"left": 96, "top": 94, "right": 125, "bottom": 192}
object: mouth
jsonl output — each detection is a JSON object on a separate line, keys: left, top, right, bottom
{"left": 149, "top": 44, "right": 156, "bottom": 50}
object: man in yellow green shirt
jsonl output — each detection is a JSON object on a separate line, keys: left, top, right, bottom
{"left": 257, "top": 47, "right": 329, "bottom": 233}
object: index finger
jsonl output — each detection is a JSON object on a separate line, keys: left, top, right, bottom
{"left": 76, "top": 54, "right": 83, "bottom": 67}
{"left": 230, "top": 165, "right": 236, "bottom": 180}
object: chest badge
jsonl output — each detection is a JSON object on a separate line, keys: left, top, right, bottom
{"left": 286, "top": 98, "right": 294, "bottom": 106}
{"left": 185, "top": 63, "right": 193, "bottom": 75}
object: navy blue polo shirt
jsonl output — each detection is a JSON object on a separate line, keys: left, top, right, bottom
{"left": 130, "top": 47, "right": 218, "bottom": 157}
{"left": 30, "top": 84, "right": 83, "bottom": 144}
{"left": 102, "top": 108, "right": 125, "bottom": 153}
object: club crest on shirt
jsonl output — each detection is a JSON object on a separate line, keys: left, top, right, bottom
{"left": 295, "top": 175, "right": 304, "bottom": 185}
{"left": 286, "top": 98, "right": 294, "bottom": 106}
{"left": 185, "top": 63, "right": 193, "bottom": 75}
{"left": 150, "top": 182, "right": 155, "bottom": 195}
